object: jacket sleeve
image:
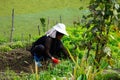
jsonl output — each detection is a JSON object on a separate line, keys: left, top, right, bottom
{"left": 45, "top": 37, "right": 53, "bottom": 59}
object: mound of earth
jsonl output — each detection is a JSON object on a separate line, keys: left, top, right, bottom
{"left": 0, "top": 48, "right": 38, "bottom": 73}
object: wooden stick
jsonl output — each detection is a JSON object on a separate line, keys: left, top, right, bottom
{"left": 35, "top": 62, "right": 39, "bottom": 80}
{"left": 10, "top": 8, "right": 14, "bottom": 42}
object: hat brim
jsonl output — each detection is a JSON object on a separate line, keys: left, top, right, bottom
{"left": 54, "top": 27, "right": 69, "bottom": 36}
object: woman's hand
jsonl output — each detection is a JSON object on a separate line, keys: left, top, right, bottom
{"left": 51, "top": 57, "right": 60, "bottom": 64}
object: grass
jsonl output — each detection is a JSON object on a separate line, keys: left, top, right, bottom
{"left": 0, "top": 0, "right": 89, "bottom": 16}
{"left": 0, "top": 0, "right": 120, "bottom": 79}
{"left": 0, "top": 27, "right": 120, "bottom": 80}
{"left": 0, "top": 0, "right": 90, "bottom": 42}
{"left": 1, "top": 60, "right": 74, "bottom": 80}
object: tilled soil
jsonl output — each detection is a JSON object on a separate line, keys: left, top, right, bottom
{"left": 0, "top": 48, "right": 37, "bottom": 73}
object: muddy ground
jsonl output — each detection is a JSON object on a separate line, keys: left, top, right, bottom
{"left": 0, "top": 48, "right": 41, "bottom": 73}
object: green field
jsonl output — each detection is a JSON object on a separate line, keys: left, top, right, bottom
{"left": 0, "top": 0, "right": 120, "bottom": 80}
{"left": 0, "top": 0, "right": 90, "bottom": 42}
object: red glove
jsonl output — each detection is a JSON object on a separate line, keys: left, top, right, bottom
{"left": 51, "top": 57, "right": 60, "bottom": 64}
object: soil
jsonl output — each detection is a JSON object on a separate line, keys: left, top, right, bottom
{"left": 0, "top": 48, "right": 42, "bottom": 73}
{"left": 0, "top": 48, "right": 120, "bottom": 79}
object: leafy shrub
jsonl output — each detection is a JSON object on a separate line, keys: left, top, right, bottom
{"left": 0, "top": 45, "right": 12, "bottom": 52}
{"left": 0, "top": 69, "right": 30, "bottom": 80}
{"left": 0, "top": 41, "right": 32, "bottom": 52}
{"left": 9, "top": 41, "right": 24, "bottom": 49}
{"left": 0, "top": 38, "right": 7, "bottom": 45}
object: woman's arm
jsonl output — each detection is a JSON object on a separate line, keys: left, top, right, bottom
{"left": 45, "top": 37, "right": 60, "bottom": 63}
{"left": 45, "top": 37, "right": 53, "bottom": 59}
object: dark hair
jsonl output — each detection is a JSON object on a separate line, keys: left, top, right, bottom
{"left": 56, "top": 31, "right": 64, "bottom": 36}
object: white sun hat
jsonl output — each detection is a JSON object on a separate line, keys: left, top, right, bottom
{"left": 53, "top": 23, "right": 69, "bottom": 36}
{"left": 46, "top": 23, "right": 68, "bottom": 38}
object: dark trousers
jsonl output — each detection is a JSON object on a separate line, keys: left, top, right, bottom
{"left": 31, "top": 44, "right": 49, "bottom": 61}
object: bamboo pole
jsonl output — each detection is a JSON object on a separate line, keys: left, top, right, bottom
{"left": 28, "top": 34, "right": 31, "bottom": 44}
{"left": 60, "top": 15, "right": 62, "bottom": 23}
{"left": 38, "top": 25, "right": 40, "bottom": 36}
{"left": 10, "top": 8, "right": 14, "bottom": 42}
{"left": 35, "top": 62, "right": 39, "bottom": 80}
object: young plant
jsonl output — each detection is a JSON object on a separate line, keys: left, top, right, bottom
{"left": 80, "top": 0, "right": 120, "bottom": 68}
{"left": 67, "top": 48, "right": 106, "bottom": 80}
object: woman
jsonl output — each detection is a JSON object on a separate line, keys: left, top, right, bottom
{"left": 30, "top": 23, "right": 69, "bottom": 66}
